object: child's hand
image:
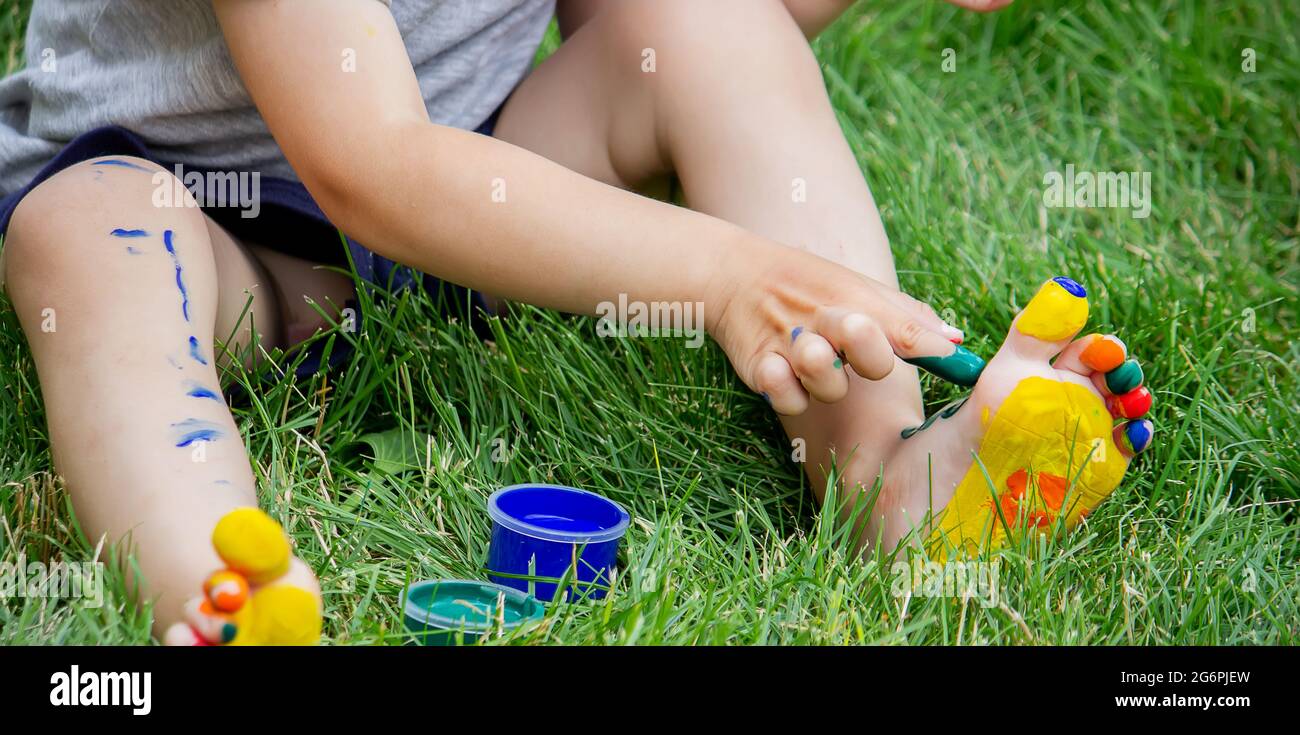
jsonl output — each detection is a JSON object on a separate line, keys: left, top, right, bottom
{"left": 707, "top": 238, "right": 963, "bottom": 415}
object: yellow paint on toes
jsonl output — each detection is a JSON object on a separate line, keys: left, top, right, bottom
{"left": 927, "top": 377, "right": 1127, "bottom": 560}
{"left": 1016, "top": 280, "right": 1089, "bottom": 342}
{"left": 211, "top": 508, "right": 291, "bottom": 585}
{"left": 230, "top": 586, "right": 322, "bottom": 646}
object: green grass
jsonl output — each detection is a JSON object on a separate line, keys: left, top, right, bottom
{"left": 1, "top": 0, "right": 1297, "bottom": 645}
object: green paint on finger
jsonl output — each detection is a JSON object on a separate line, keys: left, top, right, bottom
{"left": 904, "top": 344, "right": 986, "bottom": 387}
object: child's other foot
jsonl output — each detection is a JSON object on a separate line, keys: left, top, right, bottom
{"left": 163, "top": 508, "right": 322, "bottom": 646}
{"left": 873, "top": 277, "right": 1155, "bottom": 555}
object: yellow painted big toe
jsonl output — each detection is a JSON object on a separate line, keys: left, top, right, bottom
{"left": 211, "top": 507, "right": 291, "bottom": 585}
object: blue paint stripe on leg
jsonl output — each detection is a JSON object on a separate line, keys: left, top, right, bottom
{"left": 92, "top": 159, "right": 152, "bottom": 172}
{"left": 164, "top": 230, "right": 191, "bottom": 322}
{"left": 170, "top": 418, "right": 224, "bottom": 448}
{"left": 188, "top": 336, "right": 208, "bottom": 365}
{"left": 183, "top": 380, "right": 221, "bottom": 401}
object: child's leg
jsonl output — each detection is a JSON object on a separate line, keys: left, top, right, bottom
{"left": 497, "top": 0, "right": 1153, "bottom": 548}
{"left": 497, "top": 0, "right": 922, "bottom": 507}
{"left": 1, "top": 157, "right": 318, "bottom": 639}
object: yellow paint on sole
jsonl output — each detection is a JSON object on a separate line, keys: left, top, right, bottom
{"left": 1016, "top": 280, "right": 1089, "bottom": 342}
{"left": 927, "top": 376, "right": 1126, "bottom": 559}
{"left": 230, "top": 585, "right": 322, "bottom": 646}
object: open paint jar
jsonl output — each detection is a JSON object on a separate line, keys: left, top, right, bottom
{"left": 402, "top": 579, "right": 545, "bottom": 645}
{"left": 485, "top": 484, "right": 630, "bottom": 602}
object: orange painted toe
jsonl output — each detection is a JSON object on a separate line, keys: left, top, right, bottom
{"left": 1079, "top": 334, "right": 1127, "bottom": 372}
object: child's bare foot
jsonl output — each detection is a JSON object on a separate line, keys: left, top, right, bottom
{"left": 868, "top": 277, "right": 1155, "bottom": 554}
{"left": 163, "top": 508, "right": 322, "bottom": 646}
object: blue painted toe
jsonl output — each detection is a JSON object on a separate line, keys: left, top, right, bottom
{"left": 1125, "top": 419, "right": 1154, "bottom": 454}
{"left": 1052, "top": 276, "right": 1088, "bottom": 298}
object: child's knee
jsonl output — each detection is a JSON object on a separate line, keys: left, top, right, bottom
{"left": 3, "top": 158, "right": 206, "bottom": 304}
{"left": 606, "top": 0, "right": 793, "bottom": 49}
{"left": 600, "top": 0, "right": 812, "bottom": 87}
{"left": 11, "top": 156, "right": 192, "bottom": 237}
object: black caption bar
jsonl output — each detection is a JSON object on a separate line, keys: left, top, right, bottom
{"left": 0, "top": 645, "right": 1288, "bottom": 722}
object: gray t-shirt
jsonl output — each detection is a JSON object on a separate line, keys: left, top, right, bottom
{"left": 0, "top": 0, "right": 554, "bottom": 196}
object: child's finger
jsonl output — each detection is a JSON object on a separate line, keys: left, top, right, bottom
{"left": 813, "top": 308, "right": 895, "bottom": 381}
{"left": 878, "top": 289, "right": 965, "bottom": 344}
{"left": 752, "top": 351, "right": 809, "bottom": 415}
{"left": 789, "top": 328, "right": 849, "bottom": 403}
{"left": 874, "top": 300, "right": 971, "bottom": 363}
{"left": 827, "top": 296, "right": 985, "bottom": 387}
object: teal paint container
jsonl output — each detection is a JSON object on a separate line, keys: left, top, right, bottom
{"left": 402, "top": 579, "right": 545, "bottom": 645}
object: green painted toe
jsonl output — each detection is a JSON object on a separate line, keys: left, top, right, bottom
{"left": 1105, "top": 359, "right": 1143, "bottom": 394}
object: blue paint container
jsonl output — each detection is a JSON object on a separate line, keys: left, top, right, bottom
{"left": 486, "top": 484, "right": 630, "bottom": 602}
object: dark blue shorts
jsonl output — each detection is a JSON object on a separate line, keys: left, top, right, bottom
{"left": 0, "top": 115, "right": 500, "bottom": 377}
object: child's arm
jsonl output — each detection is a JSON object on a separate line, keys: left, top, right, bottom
{"left": 213, "top": 0, "right": 960, "bottom": 411}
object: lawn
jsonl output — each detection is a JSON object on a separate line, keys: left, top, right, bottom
{"left": 0, "top": 0, "right": 1296, "bottom": 645}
